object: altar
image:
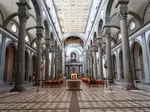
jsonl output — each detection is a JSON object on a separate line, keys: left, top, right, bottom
{"left": 66, "top": 79, "right": 81, "bottom": 90}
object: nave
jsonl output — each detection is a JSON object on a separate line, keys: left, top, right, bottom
{"left": 0, "top": 82, "right": 150, "bottom": 112}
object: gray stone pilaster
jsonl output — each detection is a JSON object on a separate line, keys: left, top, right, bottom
{"left": 45, "top": 38, "right": 50, "bottom": 80}
{"left": 0, "top": 36, "right": 6, "bottom": 84}
{"left": 116, "top": 53, "right": 121, "bottom": 80}
{"left": 35, "top": 26, "right": 43, "bottom": 85}
{"left": 11, "top": 2, "right": 31, "bottom": 92}
{"left": 27, "top": 51, "right": 31, "bottom": 81}
{"left": 141, "top": 34, "right": 150, "bottom": 82}
{"left": 97, "top": 38, "right": 103, "bottom": 80}
{"left": 116, "top": 0, "right": 135, "bottom": 89}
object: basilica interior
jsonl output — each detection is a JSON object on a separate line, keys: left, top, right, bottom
{"left": 0, "top": 0, "right": 150, "bottom": 112}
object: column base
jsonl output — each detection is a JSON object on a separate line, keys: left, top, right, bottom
{"left": 124, "top": 85, "right": 137, "bottom": 90}
{"left": 10, "top": 86, "right": 26, "bottom": 92}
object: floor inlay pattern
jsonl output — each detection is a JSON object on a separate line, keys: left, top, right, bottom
{"left": 0, "top": 83, "right": 150, "bottom": 112}
{"left": 78, "top": 83, "right": 150, "bottom": 112}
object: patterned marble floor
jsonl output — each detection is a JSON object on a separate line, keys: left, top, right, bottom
{"left": 0, "top": 83, "right": 150, "bottom": 112}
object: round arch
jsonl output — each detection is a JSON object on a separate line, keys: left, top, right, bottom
{"left": 63, "top": 33, "right": 85, "bottom": 42}
{"left": 131, "top": 42, "right": 144, "bottom": 81}
{"left": 44, "top": 20, "right": 50, "bottom": 37}
{"left": 0, "top": 9, "right": 4, "bottom": 25}
{"left": 112, "top": 54, "right": 117, "bottom": 79}
{"left": 97, "top": 19, "right": 103, "bottom": 37}
{"left": 118, "top": 49, "right": 124, "bottom": 79}
{"left": 3, "top": 12, "right": 37, "bottom": 27}
{"left": 4, "top": 43, "right": 16, "bottom": 82}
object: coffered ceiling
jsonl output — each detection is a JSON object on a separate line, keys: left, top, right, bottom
{"left": 53, "top": 0, "right": 92, "bottom": 33}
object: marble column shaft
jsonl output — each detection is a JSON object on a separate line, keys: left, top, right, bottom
{"left": 106, "top": 33, "right": 113, "bottom": 82}
{"left": 97, "top": 43, "right": 103, "bottom": 80}
{"left": 11, "top": 2, "right": 30, "bottom": 92}
{"left": 35, "top": 27, "right": 43, "bottom": 84}
{"left": 89, "top": 52, "right": 93, "bottom": 78}
{"left": 45, "top": 38, "right": 50, "bottom": 80}
{"left": 0, "top": 36, "right": 6, "bottom": 84}
{"left": 117, "top": 2, "right": 134, "bottom": 89}
{"left": 87, "top": 57, "right": 90, "bottom": 77}
{"left": 62, "top": 51, "right": 65, "bottom": 76}
{"left": 92, "top": 45, "right": 98, "bottom": 79}
{"left": 50, "top": 48, "right": 54, "bottom": 79}
{"left": 54, "top": 52, "right": 57, "bottom": 78}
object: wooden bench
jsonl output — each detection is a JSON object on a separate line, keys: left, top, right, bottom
{"left": 81, "top": 78, "right": 104, "bottom": 87}
{"left": 42, "top": 79, "right": 64, "bottom": 88}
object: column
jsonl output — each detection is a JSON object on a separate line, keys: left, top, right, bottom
{"left": 97, "top": 38, "right": 103, "bottom": 80}
{"left": 116, "top": 0, "right": 135, "bottom": 89}
{"left": 92, "top": 44, "right": 98, "bottom": 79}
{"left": 54, "top": 51, "right": 58, "bottom": 79}
{"left": 0, "top": 36, "right": 6, "bottom": 84}
{"left": 50, "top": 46, "right": 55, "bottom": 79}
{"left": 35, "top": 26, "right": 43, "bottom": 85}
{"left": 82, "top": 51, "right": 86, "bottom": 74}
{"left": 89, "top": 50, "right": 93, "bottom": 78}
{"left": 87, "top": 50, "right": 91, "bottom": 77}
{"left": 11, "top": 2, "right": 31, "bottom": 92}
{"left": 86, "top": 55, "right": 89, "bottom": 77}
{"left": 45, "top": 38, "right": 50, "bottom": 80}
{"left": 105, "top": 29, "right": 113, "bottom": 83}
{"left": 62, "top": 50, "right": 65, "bottom": 76}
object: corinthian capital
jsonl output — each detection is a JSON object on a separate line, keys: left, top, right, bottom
{"left": 115, "top": 0, "right": 129, "bottom": 20}
{"left": 36, "top": 26, "right": 44, "bottom": 38}
{"left": 16, "top": 2, "right": 31, "bottom": 22}
{"left": 45, "top": 38, "right": 51, "bottom": 47}
{"left": 92, "top": 44, "right": 98, "bottom": 52}
{"left": 104, "top": 27, "right": 111, "bottom": 38}
{"left": 96, "top": 38, "right": 102, "bottom": 47}
{"left": 117, "top": 4, "right": 128, "bottom": 20}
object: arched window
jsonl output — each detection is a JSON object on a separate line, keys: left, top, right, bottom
{"left": 130, "top": 21, "right": 136, "bottom": 31}
{"left": 25, "top": 36, "right": 29, "bottom": 43}
{"left": 118, "top": 33, "right": 122, "bottom": 40}
{"left": 111, "top": 41, "right": 115, "bottom": 47}
{"left": 11, "top": 23, "right": 17, "bottom": 33}
{"left": 33, "top": 42, "right": 37, "bottom": 48}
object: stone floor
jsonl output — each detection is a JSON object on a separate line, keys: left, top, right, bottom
{"left": 0, "top": 82, "right": 150, "bottom": 112}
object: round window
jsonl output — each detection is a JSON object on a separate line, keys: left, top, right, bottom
{"left": 11, "top": 23, "right": 17, "bottom": 32}
{"left": 130, "top": 21, "right": 135, "bottom": 31}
